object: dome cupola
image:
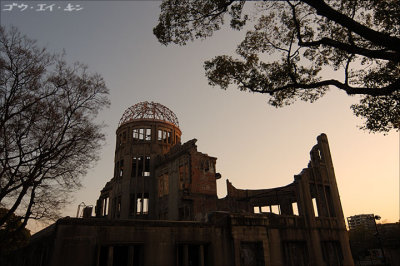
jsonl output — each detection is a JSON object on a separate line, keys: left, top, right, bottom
{"left": 119, "top": 101, "right": 179, "bottom": 128}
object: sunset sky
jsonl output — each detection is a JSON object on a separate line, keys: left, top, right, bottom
{"left": 1, "top": 1, "right": 398, "bottom": 232}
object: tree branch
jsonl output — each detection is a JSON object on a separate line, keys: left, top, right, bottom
{"left": 288, "top": 1, "right": 399, "bottom": 62}
{"left": 303, "top": 0, "right": 400, "bottom": 53}
{"left": 263, "top": 78, "right": 400, "bottom": 96}
{"left": 299, "top": 37, "right": 400, "bottom": 62}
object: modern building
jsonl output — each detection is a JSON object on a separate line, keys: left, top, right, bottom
{"left": 347, "top": 215, "right": 400, "bottom": 266}
{"left": 5, "top": 102, "right": 355, "bottom": 266}
{"left": 347, "top": 214, "right": 376, "bottom": 231}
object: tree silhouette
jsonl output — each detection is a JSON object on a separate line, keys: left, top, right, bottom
{"left": 154, "top": 0, "right": 399, "bottom": 133}
{"left": 0, "top": 27, "right": 110, "bottom": 238}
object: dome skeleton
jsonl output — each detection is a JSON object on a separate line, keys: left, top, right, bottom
{"left": 118, "top": 101, "right": 180, "bottom": 128}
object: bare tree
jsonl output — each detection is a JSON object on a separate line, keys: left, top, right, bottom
{"left": 154, "top": 0, "right": 399, "bottom": 133}
{"left": 0, "top": 26, "right": 110, "bottom": 236}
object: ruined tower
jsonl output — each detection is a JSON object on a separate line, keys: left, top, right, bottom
{"left": 95, "top": 102, "right": 219, "bottom": 221}
{"left": 96, "top": 101, "right": 182, "bottom": 220}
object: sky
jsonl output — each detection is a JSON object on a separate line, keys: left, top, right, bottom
{"left": 1, "top": 1, "right": 398, "bottom": 232}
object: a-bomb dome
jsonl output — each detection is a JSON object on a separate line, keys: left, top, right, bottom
{"left": 118, "top": 101, "right": 179, "bottom": 128}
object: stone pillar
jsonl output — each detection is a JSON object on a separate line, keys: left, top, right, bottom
{"left": 317, "top": 134, "right": 345, "bottom": 226}
{"left": 268, "top": 229, "right": 284, "bottom": 266}
{"left": 296, "top": 170, "right": 325, "bottom": 266}
{"left": 107, "top": 247, "right": 113, "bottom": 266}
{"left": 317, "top": 134, "right": 354, "bottom": 266}
{"left": 199, "top": 245, "right": 204, "bottom": 266}
{"left": 183, "top": 245, "right": 189, "bottom": 266}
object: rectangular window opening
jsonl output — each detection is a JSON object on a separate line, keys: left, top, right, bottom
{"left": 103, "top": 197, "right": 109, "bottom": 216}
{"left": 117, "top": 196, "right": 121, "bottom": 218}
{"left": 204, "top": 160, "right": 210, "bottom": 172}
{"left": 133, "top": 128, "right": 139, "bottom": 140}
{"left": 133, "top": 245, "right": 144, "bottom": 266}
{"left": 143, "top": 156, "right": 150, "bottom": 176}
{"left": 99, "top": 246, "right": 109, "bottom": 266}
{"left": 113, "top": 245, "right": 129, "bottom": 266}
{"left": 271, "top": 205, "right": 280, "bottom": 214}
{"left": 240, "top": 242, "right": 264, "bottom": 266}
{"left": 158, "top": 129, "right": 162, "bottom": 141}
{"left": 136, "top": 193, "right": 149, "bottom": 215}
{"left": 131, "top": 157, "right": 137, "bottom": 177}
{"left": 177, "top": 244, "right": 209, "bottom": 266}
{"left": 143, "top": 197, "right": 149, "bottom": 214}
{"left": 139, "top": 128, "right": 145, "bottom": 140}
{"left": 145, "top": 128, "right": 151, "bottom": 141}
{"left": 129, "top": 194, "right": 135, "bottom": 216}
{"left": 292, "top": 202, "right": 299, "bottom": 216}
{"left": 312, "top": 198, "right": 319, "bottom": 217}
{"left": 136, "top": 197, "right": 142, "bottom": 215}
{"left": 119, "top": 160, "right": 124, "bottom": 177}
{"left": 167, "top": 131, "right": 171, "bottom": 143}
{"left": 100, "top": 245, "right": 144, "bottom": 266}
{"left": 283, "top": 241, "right": 309, "bottom": 266}
{"left": 162, "top": 130, "right": 167, "bottom": 143}
{"left": 137, "top": 156, "right": 144, "bottom": 176}
{"left": 209, "top": 161, "right": 215, "bottom": 173}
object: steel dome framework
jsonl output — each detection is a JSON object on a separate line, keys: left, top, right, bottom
{"left": 118, "top": 101, "right": 179, "bottom": 128}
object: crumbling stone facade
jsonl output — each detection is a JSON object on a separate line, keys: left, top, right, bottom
{"left": 95, "top": 102, "right": 221, "bottom": 222}
{"left": 5, "top": 102, "right": 354, "bottom": 266}
{"left": 95, "top": 102, "right": 182, "bottom": 220}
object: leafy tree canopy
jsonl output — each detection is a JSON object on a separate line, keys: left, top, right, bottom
{"left": 154, "top": 0, "right": 399, "bottom": 133}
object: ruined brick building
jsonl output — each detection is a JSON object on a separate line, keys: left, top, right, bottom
{"left": 7, "top": 102, "right": 355, "bottom": 266}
